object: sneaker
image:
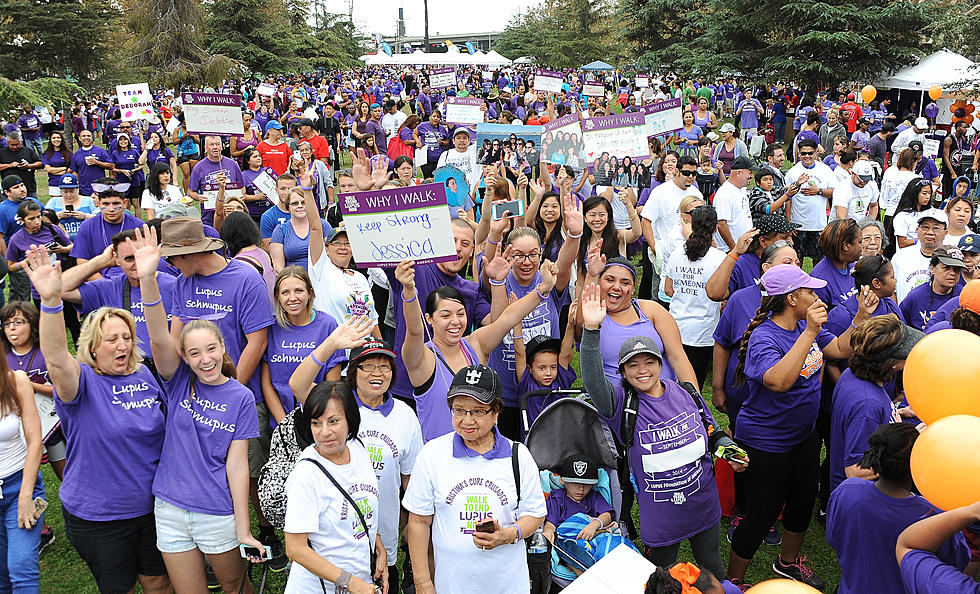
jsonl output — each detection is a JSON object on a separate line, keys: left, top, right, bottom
{"left": 764, "top": 524, "right": 782, "bottom": 546}
{"left": 205, "top": 562, "right": 220, "bottom": 590}
{"left": 726, "top": 514, "right": 742, "bottom": 543}
{"left": 259, "top": 530, "right": 288, "bottom": 572}
{"left": 728, "top": 578, "right": 753, "bottom": 592}
{"left": 773, "top": 555, "right": 826, "bottom": 591}
{"left": 39, "top": 527, "right": 55, "bottom": 556}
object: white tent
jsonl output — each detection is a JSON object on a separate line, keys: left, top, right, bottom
{"left": 875, "top": 49, "right": 978, "bottom": 91}
{"left": 482, "top": 50, "right": 512, "bottom": 66}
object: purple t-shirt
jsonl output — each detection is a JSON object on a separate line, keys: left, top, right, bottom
{"left": 825, "top": 293, "right": 904, "bottom": 337}
{"left": 188, "top": 156, "right": 244, "bottom": 221}
{"left": 110, "top": 148, "right": 145, "bottom": 186}
{"left": 70, "top": 146, "right": 113, "bottom": 196}
{"left": 78, "top": 272, "right": 177, "bottom": 352}
{"left": 810, "top": 258, "right": 856, "bottom": 309}
{"left": 829, "top": 478, "right": 969, "bottom": 594}
{"left": 145, "top": 146, "right": 174, "bottom": 168}
{"left": 6, "top": 346, "right": 47, "bottom": 386}
{"left": 241, "top": 166, "right": 276, "bottom": 217}
{"left": 17, "top": 113, "right": 42, "bottom": 141}
{"left": 711, "top": 284, "right": 762, "bottom": 422}
{"left": 487, "top": 271, "right": 570, "bottom": 407}
{"left": 54, "top": 363, "right": 165, "bottom": 520}
{"left": 7, "top": 224, "right": 71, "bottom": 299}
{"left": 516, "top": 365, "right": 577, "bottom": 428}
{"left": 385, "top": 264, "right": 491, "bottom": 400}
{"left": 728, "top": 252, "right": 761, "bottom": 296}
{"left": 738, "top": 318, "right": 835, "bottom": 452}
{"left": 925, "top": 295, "right": 959, "bottom": 331}
{"left": 900, "top": 283, "right": 960, "bottom": 331}
{"left": 416, "top": 122, "right": 450, "bottom": 161}
{"left": 265, "top": 310, "right": 346, "bottom": 418}
{"left": 737, "top": 99, "right": 763, "bottom": 129}
{"left": 69, "top": 212, "right": 145, "bottom": 264}
{"left": 170, "top": 259, "right": 275, "bottom": 402}
{"left": 900, "top": 549, "right": 979, "bottom": 594}
{"left": 546, "top": 488, "right": 613, "bottom": 528}
{"left": 829, "top": 369, "right": 899, "bottom": 492}
{"left": 151, "top": 362, "right": 259, "bottom": 515}
{"left": 41, "top": 150, "right": 70, "bottom": 188}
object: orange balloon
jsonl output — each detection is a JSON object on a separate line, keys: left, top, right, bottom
{"left": 929, "top": 85, "right": 942, "bottom": 100}
{"left": 747, "top": 579, "right": 821, "bottom": 593}
{"left": 861, "top": 85, "right": 876, "bottom": 103}
{"left": 904, "top": 329, "right": 980, "bottom": 424}
{"left": 911, "top": 415, "right": 980, "bottom": 510}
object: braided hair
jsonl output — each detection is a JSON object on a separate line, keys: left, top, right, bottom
{"left": 734, "top": 294, "right": 789, "bottom": 386}
{"left": 859, "top": 422, "right": 918, "bottom": 481}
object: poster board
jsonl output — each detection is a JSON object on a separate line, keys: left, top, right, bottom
{"left": 542, "top": 114, "right": 586, "bottom": 166}
{"left": 445, "top": 97, "right": 485, "bottom": 126}
{"left": 533, "top": 69, "right": 564, "bottom": 94}
{"left": 581, "top": 112, "right": 649, "bottom": 163}
{"left": 635, "top": 76, "right": 649, "bottom": 88}
{"left": 639, "top": 98, "right": 684, "bottom": 138}
{"left": 429, "top": 67, "right": 456, "bottom": 90}
{"left": 181, "top": 93, "right": 244, "bottom": 136}
{"left": 116, "top": 83, "right": 154, "bottom": 122}
{"left": 583, "top": 82, "right": 605, "bottom": 97}
{"left": 256, "top": 83, "right": 277, "bottom": 97}
{"left": 475, "top": 123, "right": 543, "bottom": 166}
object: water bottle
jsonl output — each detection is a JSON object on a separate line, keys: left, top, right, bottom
{"left": 528, "top": 526, "right": 548, "bottom": 554}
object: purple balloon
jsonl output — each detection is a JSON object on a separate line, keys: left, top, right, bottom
{"left": 925, "top": 102, "right": 939, "bottom": 119}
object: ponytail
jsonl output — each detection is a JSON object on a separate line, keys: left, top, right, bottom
{"left": 734, "top": 294, "right": 788, "bottom": 386}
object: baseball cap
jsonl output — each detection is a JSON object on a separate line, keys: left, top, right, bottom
{"left": 452, "top": 127, "right": 471, "bottom": 138}
{"left": 959, "top": 234, "right": 980, "bottom": 253}
{"left": 918, "top": 208, "right": 948, "bottom": 226}
{"left": 525, "top": 335, "right": 562, "bottom": 367}
{"left": 882, "top": 122, "right": 896, "bottom": 133}
{"left": 1, "top": 175, "right": 24, "bottom": 193}
{"left": 878, "top": 323, "right": 925, "bottom": 361}
{"left": 756, "top": 213, "right": 800, "bottom": 235}
{"left": 297, "top": 118, "right": 315, "bottom": 128}
{"left": 58, "top": 173, "right": 79, "bottom": 189}
{"left": 264, "top": 120, "right": 283, "bottom": 132}
{"left": 706, "top": 131, "right": 720, "bottom": 142}
{"left": 760, "top": 264, "right": 827, "bottom": 296}
{"left": 731, "top": 155, "right": 756, "bottom": 172}
{"left": 908, "top": 140, "right": 924, "bottom": 153}
{"left": 720, "top": 122, "right": 736, "bottom": 133}
{"left": 324, "top": 227, "right": 347, "bottom": 243}
{"left": 847, "top": 92, "right": 856, "bottom": 101}
{"left": 853, "top": 160, "right": 874, "bottom": 181}
{"left": 914, "top": 116, "right": 929, "bottom": 130}
{"left": 617, "top": 335, "right": 663, "bottom": 367}
{"left": 558, "top": 454, "right": 599, "bottom": 485}
{"left": 858, "top": 116, "right": 870, "bottom": 125}
{"left": 447, "top": 364, "right": 502, "bottom": 405}
{"left": 932, "top": 246, "right": 965, "bottom": 268}
{"left": 349, "top": 338, "right": 395, "bottom": 364}
{"left": 959, "top": 280, "right": 980, "bottom": 314}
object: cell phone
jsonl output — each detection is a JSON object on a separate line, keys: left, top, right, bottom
{"left": 239, "top": 544, "right": 272, "bottom": 560}
{"left": 33, "top": 496, "right": 48, "bottom": 517}
{"left": 492, "top": 199, "right": 525, "bottom": 221}
{"left": 475, "top": 520, "right": 497, "bottom": 533}
{"left": 65, "top": 204, "right": 74, "bottom": 212}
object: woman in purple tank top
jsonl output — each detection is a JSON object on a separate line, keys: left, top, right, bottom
{"left": 575, "top": 254, "right": 697, "bottom": 387}
{"left": 693, "top": 97, "right": 718, "bottom": 131}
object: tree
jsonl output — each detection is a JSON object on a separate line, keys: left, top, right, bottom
{"left": 0, "top": 0, "right": 120, "bottom": 81}
{"left": 0, "top": 76, "right": 85, "bottom": 112}
{"left": 619, "top": 0, "right": 708, "bottom": 71}
{"left": 207, "top": 0, "right": 307, "bottom": 74}
{"left": 496, "top": 0, "right": 617, "bottom": 68}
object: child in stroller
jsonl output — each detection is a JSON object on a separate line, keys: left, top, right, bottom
{"left": 513, "top": 298, "right": 578, "bottom": 430}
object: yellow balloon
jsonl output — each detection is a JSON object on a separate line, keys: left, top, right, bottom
{"left": 904, "top": 329, "right": 980, "bottom": 424}
{"left": 747, "top": 579, "right": 821, "bottom": 592}
{"left": 911, "top": 415, "right": 980, "bottom": 510}
{"left": 861, "top": 85, "right": 877, "bottom": 103}
{"left": 929, "top": 85, "right": 942, "bottom": 100}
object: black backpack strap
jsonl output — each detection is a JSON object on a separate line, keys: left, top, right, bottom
{"left": 511, "top": 440, "right": 521, "bottom": 510}
{"left": 677, "top": 381, "right": 727, "bottom": 453}
{"left": 620, "top": 388, "right": 639, "bottom": 450}
{"left": 123, "top": 280, "right": 131, "bottom": 312}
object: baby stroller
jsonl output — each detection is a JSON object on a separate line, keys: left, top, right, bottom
{"left": 522, "top": 391, "right": 626, "bottom": 591}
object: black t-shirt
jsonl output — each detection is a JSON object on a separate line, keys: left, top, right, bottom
{"left": 0, "top": 146, "right": 41, "bottom": 196}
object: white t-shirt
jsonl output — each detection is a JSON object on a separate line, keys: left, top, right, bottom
{"left": 140, "top": 184, "right": 184, "bottom": 213}
{"left": 658, "top": 226, "right": 685, "bottom": 301}
{"left": 711, "top": 182, "right": 753, "bottom": 252}
{"left": 640, "top": 181, "right": 703, "bottom": 240}
{"left": 358, "top": 397, "right": 423, "bottom": 561}
{"left": 832, "top": 178, "right": 879, "bottom": 220}
{"left": 892, "top": 244, "right": 932, "bottom": 302}
{"left": 666, "top": 247, "right": 727, "bottom": 346}
{"left": 879, "top": 168, "right": 916, "bottom": 216}
{"left": 785, "top": 161, "right": 836, "bottom": 231}
{"left": 892, "top": 211, "right": 922, "bottom": 245}
{"left": 283, "top": 442, "right": 380, "bottom": 593}
{"left": 436, "top": 146, "right": 480, "bottom": 191}
{"left": 944, "top": 232, "right": 966, "bottom": 247}
{"left": 310, "top": 255, "right": 379, "bottom": 326}
{"left": 402, "top": 433, "right": 547, "bottom": 594}
{"left": 892, "top": 128, "right": 925, "bottom": 161}
{"left": 381, "top": 111, "right": 408, "bottom": 141}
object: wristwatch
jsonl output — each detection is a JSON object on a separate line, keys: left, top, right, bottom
{"left": 335, "top": 570, "right": 352, "bottom": 593}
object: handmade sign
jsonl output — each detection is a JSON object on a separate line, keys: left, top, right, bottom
{"left": 181, "top": 93, "right": 243, "bottom": 135}
{"left": 251, "top": 170, "right": 278, "bottom": 199}
{"left": 533, "top": 69, "right": 564, "bottom": 94}
{"left": 583, "top": 82, "right": 605, "bottom": 97}
{"left": 256, "top": 83, "right": 277, "bottom": 97}
{"left": 542, "top": 114, "right": 586, "bottom": 166}
{"left": 429, "top": 67, "right": 456, "bottom": 90}
{"left": 117, "top": 83, "right": 154, "bottom": 121}
{"left": 639, "top": 97, "right": 684, "bottom": 137}
{"left": 923, "top": 138, "right": 941, "bottom": 159}
{"left": 445, "top": 97, "right": 485, "bottom": 125}
{"left": 635, "top": 75, "right": 649, "bottom": 88}
{"left": 581, "top": 112, "right": 649, "bottom": 162}
{"left": 339, "top": 183, "right": 457, "bottom": 267}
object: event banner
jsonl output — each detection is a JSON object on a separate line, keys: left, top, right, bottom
{"left": 429, "top": 67, "right": 456, "bottom": 90}
{"left": 339, "top": 184, "right": 457, "bottom": 267}
{"left": 583, "top": 82, "right": 605, "bottom": 97}
{"left": 117, "top": 83, "right": 154, "bottom": 121}
{"left": 533, "top": 69, "right": 564, "bottom": 94}
{"left": 635, "top": 76, "right": 649, "bottom": 88}
{"left": 581, "top": 112, "right": 649, "bottom": 162}
{"left": 639, "top": 98, "right": 684, "bottom": 137}
{"left": 445, "top": 96, "right": 485, "bottom": 125}
{"left": 542, "top": 114, "right": 586, "bottom": 166}
{"left": 181, "top": 93, "right": 243, "bottom": 135}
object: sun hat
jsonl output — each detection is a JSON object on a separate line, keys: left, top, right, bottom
{"left": 159, "top": 217, "right": 225, "bottom": 257}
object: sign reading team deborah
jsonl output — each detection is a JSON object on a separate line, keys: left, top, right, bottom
{"left": 117, "top": 83, "right": 154, "bottom": 121}
{"left": 339, "top": 183, "right": 457, "bottom": 267}
{"left": 181, "top": 93, "right": 243, "bottom": 136}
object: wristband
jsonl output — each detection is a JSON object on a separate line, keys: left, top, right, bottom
{"left": 728, "top": 252, "right": 739, "bottom": 262}
{"left": 513, "top": 334, "right": 523, "bottom": 341}
{"left": 142, "top": 297, "right": 162, "bottom": 307}
{"left": 489, "top": 278, "right": 506, "bottom": 286}
{"left": 513, "top": 524, "right": 523, "bottom": 542}
{"left": 487, "top": 238, "right": 500, "bottom": 246}
{"left": 40, "top": 303, "right": 63, "bottom": 314}
{"left": 535, "top": 289, "right": 549, "bottom": 301}
{"left": 850, "top": 320, "right": 858, "bottom": 330}
{"left": 567, "top": 230, "right": 583, "bottom": 239}
{"left": 402, "top": 292, "right": 417, "bottom": 303}
{"left": 310, "top": 352, "right": 326, "bottom": 367}
{"left": 299, "top": 185, "right": 314, "bottom": 191}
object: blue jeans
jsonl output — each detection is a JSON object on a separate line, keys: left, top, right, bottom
{"left": 24, "top": 139, "right": 43, "bottom": 158}
{"left": 0, "top": 469, "right": 44, "bottom": 594}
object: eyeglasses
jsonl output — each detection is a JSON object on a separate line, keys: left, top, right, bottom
{"left": 92, "top": 182, "right": 131, "bottom": 194}
{"left": 919, "top": 225, "right": 945, "bottom": 233}
{"left": 357, "top": 363, "right": 392, "bottom": 374}
{"left": 799, "top": 151, "right": 815, "bottom": 157}
{"left": 677, "top": 169, "right": 697, "bottom": 177}
{"left": 2, "top": 319, "right": 27, "bottom": 329}
{"left": 510, "top": 252, "right": 540, "bottom": 263}
{"left": 329, "top": 241, "right": 350, "bottom": 247}
{"left": 451, "top": 407, "right": 493, "bottom": 418}
{"left": 860, "top": 234, "right": 882, "bottom": 244}
{"left": 120, "top": 254, "right": 136, "bottom": 263}
{"left": 917, "top": 179, "right": 932, "bottom": 186}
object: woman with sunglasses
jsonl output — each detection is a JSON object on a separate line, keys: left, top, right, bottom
{"left": 825, "top": 254, "right": 905, "bottom": 337}
{"left": 892, "top": 178, "right": 935, "bottom": 249}
{"left": 110, "top": 133, "right": 146, "bottom": 210}
{"left": 658, "top": 195, "right": 706, "bottom": 303}
{"left": 706, "top": 215, "right": 798, "bottom": 301}
{"left": 269, "top": 186, "right": 329, "bottom": 272}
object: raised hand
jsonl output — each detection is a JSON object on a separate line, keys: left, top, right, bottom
{"left": 394, "top": 259, "right": 416, "bottom": 295}
{"left": 539, "top": 260, "right": 557, "bottom": 293}
{"left": 580, "top": 282, "right": 606, "bottom": 330}
{"left": 22, "top": 245, "right": 62, "bottom": 302}
{"left": 489, "top": 204, "right": 511, "bottom": 235}
{"left": 371, "top": 158, "right": 392, "bottom": 189}
{"left": 484, "top": 244, "right": 512, "bottom": 282}
{"left": 734, "top": 228, "right": 759, "bottom": 256}
{"left": 529, "top": 178, "right": 547, "bottom": 199}
{"left": 299, "top": 168, "right": 315, "bottom": 190}
{"left": 563, "top": 194, "right": 584, "bottom": 237}
{"left": 351, "top": 148, "right": 375, "bottom": 191}
{"left": 517, "top": 172, "right": 528, "bottom": 190}
{"left": 805, "top": 299, "right": 828, "bottom": 334}
{"left": 857, "top": 285, "right": 880, "bottom": 320}
{"left": 586, "top": 239, "right": 607, "bottom": 278}
{"left": 327, "top": 315, "right": 374, "bottom": 350}
{"left": 128, "top": 225, "right": 161, "bottom": 280}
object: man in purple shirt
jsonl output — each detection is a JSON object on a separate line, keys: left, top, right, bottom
{"left": 188, "top": 135, "right": 244, "bottom": 225}
{"left": 416, "top": 83, "right": 433, "bottom": 119}
{"left": 368, "top": 103, "right": 388, "bottom": 155}
{"left": 16, "top": 105, "right": 43, "bottom": 156}
{"left": 69, "top": 130, "right": 114, "bottom": 198}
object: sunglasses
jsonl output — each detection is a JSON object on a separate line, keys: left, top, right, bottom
{"left": 677, "top": 169, "right": 697, "bottom": 177}
{"left": 799, "top": 151, "right": 816, "bottom": 157}
{"left": 91, "top": 182, "right": 131, "bottom": 194}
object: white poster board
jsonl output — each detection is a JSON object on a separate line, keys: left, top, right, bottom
{"left": 256, "top": 83, "right": 276, "bottom": 97}
{"left": 429, "top": 67, "right": 456, "bottom": 90}
{"left": 117, "top": 83, "right": 154, "bottom": 122}
{"left": 582, "top": 112, "right": 649, "bottom": 161}
{"left": 181, "top": 93, "right": 243, "bottom": 136}
{"left": 445, "top": 97, "right": 485, "bottom": 126}
{"left": 583, "top": 82, "right": 605, "bottom": 97}
{"left": 635, "top": 76, "right": 649, "bottom": 88}
{"left": 533, "top": 69, "right": 564, "bottom": 94}
{"left": 639, "top": 98, "right": 684, "bottom": 137}
{"left": 251, "top": 170, "right": 278, "bottom": 199}
{"left": 561, "top": 544, "right": 656, "bottom": 594}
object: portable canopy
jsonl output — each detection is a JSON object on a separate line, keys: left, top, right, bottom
{"left": 482, "top": 50, "right": 512, "bottom": 66}
{"left": 875, "top": 50, "right": 977, "bottom": 91}
{"left": 581, "top": 60, "right": 614, "bottom": 71}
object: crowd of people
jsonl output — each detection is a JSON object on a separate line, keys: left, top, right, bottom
{"left": 0, "top": 64, "right": 979, "bottom": 594}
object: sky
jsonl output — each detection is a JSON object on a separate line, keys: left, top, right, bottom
{"left": 342, "top": 0, "right": 527, "bottom": 38}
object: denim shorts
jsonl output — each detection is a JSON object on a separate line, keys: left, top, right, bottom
{"left": 153, "top": 497, "right": 238, "bottom": 555}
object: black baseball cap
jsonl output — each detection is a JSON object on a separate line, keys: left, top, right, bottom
{"left": 731, "top": 155, "right": 756, "bottom": 172}
{"left": 558, "top": 454, "right": 599, "bottom": 485}
{"left": 756, "top": 213, "right": 800, "bottom": 235}
{"left": 447, "top": 364, "right": 501, "bottom": 405}
{"left": 525, "top": 335, "right": 562, "bottom": 367}
{"left": 1, "top": 175, "right": 24, "bottom": 192}
{"left": 349, "top": 339, "right": 395, "bottom": 364}
{"left": 908, "top": 140, "right": 924, "bottom": 153}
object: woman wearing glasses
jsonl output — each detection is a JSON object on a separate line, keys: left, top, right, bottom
{"left": 858, "top": 218, "right": 887, "bottom": 258}
{"left": 269, "top": 185, "right": 329, "bottom": 272}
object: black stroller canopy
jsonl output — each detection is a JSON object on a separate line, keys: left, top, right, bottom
{"left": 524, "top": 397, "right": 619, "bottom": 470}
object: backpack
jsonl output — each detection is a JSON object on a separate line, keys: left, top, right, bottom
{"left": 257, "top": 407, "right": 312, "bottom": 530}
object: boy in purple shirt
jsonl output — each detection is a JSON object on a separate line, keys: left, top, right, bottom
{"left": 543, "top": 454, "right": 615, "bottom": 544}
{"left": 513, "top": 311, "right": 577, "bottom": 427}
